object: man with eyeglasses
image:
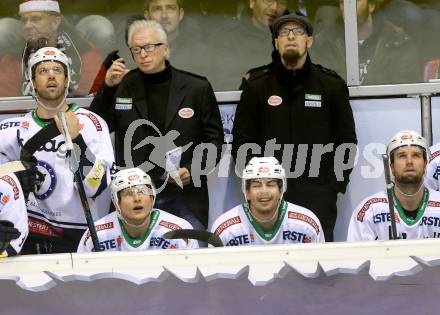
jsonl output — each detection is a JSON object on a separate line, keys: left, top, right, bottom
{"left": 232, "top": 13, "right": 357, "bottom": 241}
{"left": 0, "top": 0, "right": 106, "bottom": 98}
{"left": 90, "top": 20, "right": 223, "bottom": 235}
{"left": 78, "top": 168, "right": 198, "bottom": 252}
{"left": 207, "top": 0, "right": 291, "bottom": 90}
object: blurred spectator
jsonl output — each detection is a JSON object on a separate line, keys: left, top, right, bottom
{"left": 76, "top": 14, "right": 116, "bottom": 57}
{"left": 0, "top": 0, "right": 106, "bottom": 97}
{"left": 207, "top": 0, "right": 294, "bottom": 90}
{"left": 310, "top": 0, "right": 422, "bottom": 85}
{"left": 143, "top": 0, "right": 211, "bottom": 77}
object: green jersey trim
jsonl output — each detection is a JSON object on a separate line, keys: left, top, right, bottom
{"left": 31, "top": 103, "right": 79, "bottom": 127}
{"left": 392, "top": 188, "right": 429, "bottom": 226}
{"left": 242, "top": 200, "right": 287, "bottom": 241}
{"left": 119, "top": 210, "right": 159, "bottom": 248}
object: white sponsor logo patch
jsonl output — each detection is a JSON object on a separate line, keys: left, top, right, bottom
{"left": 115, "top": 103, "right": 132, "bottom": 110}
{"left": 116, "top": 97, "right": 133, "bottom": 104}
{"left": 267, "top": 95, "right": 282, "bottom": 106}
{"left": 305, "top": 101, "right": 321, "bottom": 108}
{"left": 178, "top": 108, "right": 194, "bottom": 119}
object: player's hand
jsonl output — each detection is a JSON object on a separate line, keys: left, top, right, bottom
{"left": 54, "top": 111, "right": 80, "bottom": 140}
{"left": 105, "top": 58, "right": 129, "bottom": 87}
{"left": 168, "top": 167, "right": 191, "bottom": 187}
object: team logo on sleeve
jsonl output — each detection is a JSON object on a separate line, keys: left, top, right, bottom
{"left": 0, "top": 192, "right": 10, "bottom": 205}
{"left": 1, "top": 175, "right": 20, "bottom": 200}
{"left": 214, "top": 216, "right": 241, "bottom": 235}
{"left": 34, "top": 161, "right": 57, "bottom": 200}
{"left": 21, "top": 121, "right": 30, "bottom": 129}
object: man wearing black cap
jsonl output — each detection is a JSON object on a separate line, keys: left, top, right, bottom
{"left": 232, "top": 13, "right": 358, "bottom": 241}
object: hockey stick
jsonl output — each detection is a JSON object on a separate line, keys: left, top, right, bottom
{"left": 58, "top": 112, "right": 101, "bottom": 252}
{"left": 382, "top": 154, "right": 399, "bottom": 240}
{"left": 163, "top": 229, "right": 224, "bottom": 247}
{"left": 0, "top": 161, "right": 26, "bottom": 177}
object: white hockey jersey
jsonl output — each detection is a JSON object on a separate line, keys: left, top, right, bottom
{"left": 426, "top": 143, "right": 440, "bottom": 190}
{"left": 210, "top": 200, "right": 325, "bottom": 246}
{"left": 347, "top": 188, "right": 440, "bottom": 241}
{"left": 0, "top": 173, "right": 28, "bottom": 256}
{"left": 78, "top": 210, "right": 198, "bottom": 252}
{"left": 0, "top": 104, "right": 115, "bottom": 245}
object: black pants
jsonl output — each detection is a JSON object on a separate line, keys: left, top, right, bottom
{"left": 21, "top": 233, "right": 82, "bottom": 254}
{"left": 284, "top": 180, "right": 338, "bottom": 242}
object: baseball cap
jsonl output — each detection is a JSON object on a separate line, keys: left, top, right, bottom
{"left": 272, "top": 13, "right": 313, "bottom": 37}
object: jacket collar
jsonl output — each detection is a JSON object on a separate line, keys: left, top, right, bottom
{"left": 131, "top": 63, "right": 186, "bottom": 132}
{"left": 274, "top": 53, "right": 312, "bottom": 83}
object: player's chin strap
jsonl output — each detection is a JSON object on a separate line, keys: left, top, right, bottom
{"left": 394, "top": 181, "right": 424, "bottom": 197}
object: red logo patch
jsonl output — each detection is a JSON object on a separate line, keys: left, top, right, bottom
{"left": 128, "top": 174, "right": 139, "bottom": 181}
{"left": 267, "top": 95, "right": 282, "bottom": 106}
{"left": 258, "top": 167, "right": 269, "bottom": 174}
{"left": 1, "top": 195, "right": 10, "bottom": 204}
{"left": 288, "top": 211, "right": 320, "bottom": 234}
{"left": 214, "top": 216, "right": 241, "bottom": 235}
{"left": 1, "top": 175, "right": 20, "bottom": 200}
{"left": 356, "top": 198, "right": 387, "bottom": 222}
{"left": 21, "top": 121, "right": 29, "bottom": 129}
{"left": 178, "top": 108, "right": 194, "bottom": 119}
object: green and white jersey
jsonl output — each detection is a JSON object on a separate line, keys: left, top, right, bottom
{"left": 77, "top": 210, "right": 199, "bottom": 252}
{"left": 348, "top": 188, "right": 440, "bottom": 241}
{"left": 0, "top": 104, "right": 115, "bottom": 244}
{"left": 210, "top": 200, "right": 325, "bottom": 246}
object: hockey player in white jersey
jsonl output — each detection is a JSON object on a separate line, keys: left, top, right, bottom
{"left": 0, "top": 47, "right": 115, "bottom": 254}
{"left": 426, "top": 142, "right": 440, "bottom": 190}
{"left": 348, "top": 130, "right": 440, "bottom": 241}
{"left": 211, "top": 157, "right": 325, "bottom": 246}
{"left": 0, "top": 172, "right": 29, "bottom": 257}
{"left": 78, "top": 168, "right": 198, "bottom": 252}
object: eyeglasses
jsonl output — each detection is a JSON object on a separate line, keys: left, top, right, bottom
{"left": 129, "top": 43, "right": 164, "bottom": 55}
{"left": 120, "top": 185, "right": 153, "bottom": 198}
{"left": 262, "top": 0, "right": 288, "bottom": 6}
{"left": 37, "top": 66, "right": 64, "bottom": 76}
{"left": 278, "top": 27, "right": 307, "bottom": 37}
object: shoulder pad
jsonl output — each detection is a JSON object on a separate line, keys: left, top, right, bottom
{"left": 244, "top": 64, "right": 272, "bottom": 82}
{"left": 314, "top": 64, "right": 344, "bottom": 80}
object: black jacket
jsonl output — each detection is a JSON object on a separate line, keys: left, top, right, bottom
{"left": 90, "top": 65, "right": 224, "bottom": 226}
{"left": 232, "top": 55, "right": 357, "bottom": 194}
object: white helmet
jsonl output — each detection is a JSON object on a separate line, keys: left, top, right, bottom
{"left": 27, "top": 46, "right": 70, "bottom": 83}
{"left": 110, "top": 168, "right": 156, "bottom": 217}
{"left": 242, "top": 157, "right": 287, "bottom": 196}
{"left": 387, "top": 130, "right": 430, "bottom": 161}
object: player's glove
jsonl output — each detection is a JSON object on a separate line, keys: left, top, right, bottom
{"left": 14, "top": 158, "right": 45, "bottom": 200}
{"left": 0, "top": 220, "right": 20, "bottom": 254}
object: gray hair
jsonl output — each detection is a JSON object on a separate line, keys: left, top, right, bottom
{"left": 127, "top": 19, "right": 168, "bottom": 48}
